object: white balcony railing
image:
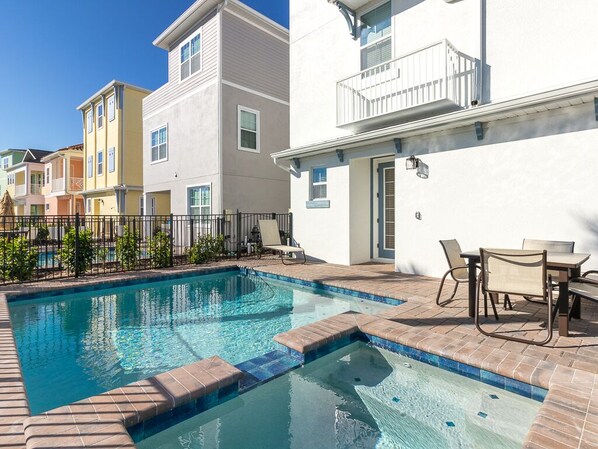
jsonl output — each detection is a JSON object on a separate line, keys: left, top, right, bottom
{"left": 70, "top": 177, "right": 83, "bottom": 191}
{"left": 52, "top": 178, "right": 65, "bottom": 192}
{"left": 15, "top": 185, "right": 26, "bottom": 197}
{"left": 336, "top": 39, "right": 478, "bottom": 128}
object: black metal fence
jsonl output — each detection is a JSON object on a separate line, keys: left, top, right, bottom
{"left": 0, "top": 211, "right": 292, "bottom": 285}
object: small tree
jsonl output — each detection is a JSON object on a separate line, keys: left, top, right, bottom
{"left": 189, "top": 234, "right": 224, "bottom": 264}
{"left": 0, "top": 237, "right": 38, "bottom": 281}
{"left": 57, "top": 228, "right": 94, "bottom": 275}
{"left": 149, "top": 231, "right": 171, "bottom": 268}
{"left": 116, "top": 226, "right": 140, "bottom": 270}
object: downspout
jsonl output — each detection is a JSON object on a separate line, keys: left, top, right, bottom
{"left": 216, "top": 0, "right": 228, "bottom": 213}
{"left": 119, "top": 84, "right": 125, "bottom": 214}
{"left": 478, "top": 0, "right": 485, "bottom": 104}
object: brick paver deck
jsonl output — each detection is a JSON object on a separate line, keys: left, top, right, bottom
{"left": 1, "top": 258, "right": 597, "bottom": 448}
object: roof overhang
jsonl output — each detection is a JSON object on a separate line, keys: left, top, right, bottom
{"left": 153, "top": 0, "right": 222, "bottom": 50}
{"left": 273, "top": 79, "right": 598, "bottom": 162}
{"left": 77, "top": 80, "right": 152, "bottom": 111}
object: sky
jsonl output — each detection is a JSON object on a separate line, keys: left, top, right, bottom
{"left": 0, "top": 0, "right": 289, "bottom": 151}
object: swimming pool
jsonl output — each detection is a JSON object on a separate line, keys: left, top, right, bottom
{"left": 9, "top": 271, "right": 392, "bottom": 414}
{"left": 137, "top": 342, "right": 541, "bottom": 449}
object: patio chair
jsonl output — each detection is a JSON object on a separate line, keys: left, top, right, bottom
{"left": 475, "top": 248, "right": 553, "bottom": 345}
{"left": 435, "top": 240, "right": 469, "bottom": 305}
{"left": 258, "top": 219, "right": 306, "bottom": 265}
{"left": 566, "top": 270, "right": 598, "bottom": 321}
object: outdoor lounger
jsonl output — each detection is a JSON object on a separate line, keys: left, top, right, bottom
{"left": 258, "top": 219, "right": 306, "bottom": 264}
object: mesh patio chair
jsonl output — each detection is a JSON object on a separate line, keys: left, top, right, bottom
{"left": 475, "top": 248, "right": 554, "bottom": 345}
{"left": 435, "top": 239, "right": 474, "bottom": 306}
{"left": 258, "top": 219, "right": 306, "bottom": 265}
{"left": 566, "top": 270, "right": 598, "bottom": 321}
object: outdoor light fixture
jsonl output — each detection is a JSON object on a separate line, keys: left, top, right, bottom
{"left": 405, "top": 155, "right": 419, "bottom": 170}
{"left": 405, "top": 155, "right": 429, "bottom": 179}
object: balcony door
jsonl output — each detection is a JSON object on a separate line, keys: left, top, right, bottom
{"left": 377, "top": 162, "right": 395, "bottom": 259}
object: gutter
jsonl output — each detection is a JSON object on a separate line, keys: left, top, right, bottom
{"left": 273, "top": 78, "right": 598, "bottom": 161}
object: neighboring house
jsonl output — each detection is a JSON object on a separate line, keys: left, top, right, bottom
{"left": 272, "top": 0, "right": 598, "bottom": 274}
{"left": 41, "top": 144, "right": 85, "bottom": 215}
{"left": 77, "top": 81, "right": 151, "bottom": 216}
{"left": 142, "top": 0, "right": 290, "bottom": 217}
{"left": 6, "top": 149, "right": 54, "bottom": 216}
{"left": 0, "top": 149, "right": 27, "bottom": 197}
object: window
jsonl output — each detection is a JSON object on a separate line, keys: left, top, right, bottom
{"left": 238, "top": 106, "right": 260, "bottom": 152}
{"left": 45, "top": 167, "right": 50, "bottom": 185}
{"left": 2, "top": 157, "right": 8, "bottom": 169}
{"left": 97, "top": 150, "right": 104, "bottom": 176}
{"left": 7, "top": 173, "right": 14, "bottom": 185}
{"left": 139, "top": 196, "right": 144, "bottom": 216}
{"left": 188, "top": 185, "right": 211, "bottom": 217}
{"left": 97, "top": 103, "right": 104, "bottom": 128}
{"left": 150, "top": 197, "right": 156, "bottom": 216}
{"left": 45, "top": 204, "right": 50, "bottom": 211}
{"left": 107, "top": 95, "right": 115, "bottom": 122}
{"left": 87, "top": 155, "right": 93, "bottom": 177}
{"left": 180, "top": 31, "right": 202, "bottom": 80}
{"left": 311, "top": 167, "right": 327, "bottom": 200}
{"left": 86, "top": 110, "right": 93, "bottom": 133}
{"left": 360, "top": 2, "right": 392, "bottom": 70}
{"left": 86, "top": 199, "right": 92, "bottom": 213}
{"left": 108, "top": 147, "right": 115, "bottom": 173}
{"left": 151, "top": 126, "right": 168, "bottom": 162}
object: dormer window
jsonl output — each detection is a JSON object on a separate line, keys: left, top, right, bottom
{"left": 180, "top": 31, "right": 202, "bottom": 81}
{"left": 360, "top": 2, "right": 392, "bottom": 70}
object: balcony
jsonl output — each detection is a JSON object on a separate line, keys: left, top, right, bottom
{"left": 52, "top": 178, "right": 65, "bottom": 192}
{"left": 15, "top": 185, "right": 26, "bottom": 197}
{"left": 30, "top": 183, "right": 43, "bottom": 195}
{"left": 70, "top": 177, "right": 83, "bottom": 191}
{"left": 336, "top": 40, "right": 478, "bottom": 131}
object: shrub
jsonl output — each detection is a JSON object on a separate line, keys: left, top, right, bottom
{"left": 34, "top": 224, "right": 50, "bottom": 244}
{"left": 57, "top": 228, "right": 94, "bottom": 275}
{"left": 116, "top": 226, "right": 140, "bottom": 270}
{"left": 189, "top": 234, "right": 224, "bottom": 264}
{"left": 149, "top": 231, "right": 171, "bottom": 268}
{"left": 0, "top": 237, "right": 38, "bottom": 281}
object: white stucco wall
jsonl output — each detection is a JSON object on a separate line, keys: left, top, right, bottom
{"left": 395, "top": 103, "right": 598, "bottom": 277}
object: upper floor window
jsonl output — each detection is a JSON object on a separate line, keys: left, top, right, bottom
{"left": 7, "top": 173, "right": 14, "bottom": 185}
{"left": 97, "top": 150, "right": 104, "bottom": 176}
{"left": 86, "top": 110, "right": 93, "bottom": 134}
{"left": 2, "top": 157, "right": 8, "bottom": 169}
{"left": 311, "top": 167, "right": 327, "bottom": 200}
{"left": 360, "top": 2, "right": 392, "bottom": 70}
{"left": 45, "top": 167, "right": 50, "bottom": 184}
{"left": 97, "top": 103, "right": 104, "bottom": 128}
{"left": 238, "top": 106, "right": 260, "bottom": 152}
{"left": 87, "top": 155, "right": 93, "bottom": 178}
{"left": 180, "top": 31, "right": 201, "bottom": 81}
{"left": 151, "top": 126, "right": 168, "bottom": 163}
{"left": 108, "top": 147, "right": 115, "bottom": 173}
{"left": 107, "top": 95, "right": 115, "bottom": 122}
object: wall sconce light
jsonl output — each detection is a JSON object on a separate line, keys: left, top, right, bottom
{"left": 405, "top": 155, "right": 429, "bottom": 179}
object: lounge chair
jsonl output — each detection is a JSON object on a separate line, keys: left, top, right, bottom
{"left": 258, "top": 219, "right": 306, "bottom": 264}
{"left": 475, "top": 248, "right": 553, "bottom": 345}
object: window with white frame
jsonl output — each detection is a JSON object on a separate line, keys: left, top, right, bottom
{"left": 238, "top": 106, "right": 260, "bottom": 152}
{"left": 150, "top": 197, "right": 156, "bottom": 216}
{"left": 180, "top": 31, "right": 201, "bottom": 81}
{"left": 45, "top": 167, "right": 50, "bottom": 185}
{"left": 7, "top": 173, "right": 14, "bottom": 185}
{"left": 139, "top": 196, "right": 144, "bottom": 216}
{"left": 107, "top": 95, "right": 115, "bottom": 122}
{"left": 108, "top": 147, "right": 115, "bottom": 173}
{"left": 86, "top": 198, "right": 91, "bottom": 213}
{"left": 188, "top": 185, "right": 211, "bottom": 218}
{"left": 2, "top": 157, "right": 8, "bottom": 169}
{"left": 86, "top": 109, "right": 93, "bottom": 134}
{"left": 87, "top": 155, "right": 93, "bottom": 177}
{"left": 151, "top": 126, "right": 168, "bottom": 162}
{"left": 97, "top": 150, "right": 104, "bottom": 176}
{"left": 97, "top": 103, "right": 104, "bottom": 128}
{"left": 311, "top": 167, "right": 327, "bottom": 200}
{"left": 360, "top": 2, "right": 392, "bottom": 71}
{"left": 45, "top": 204, "right": 50, "bottom": 211}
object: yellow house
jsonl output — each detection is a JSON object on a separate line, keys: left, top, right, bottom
{"left": 77, "top": 81, "right": 151, "bottom": 216}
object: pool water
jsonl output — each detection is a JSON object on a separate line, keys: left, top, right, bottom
{"left": 137, "top": 342, "right": 541, "bottom": 449}
{"left": 9, "top": 272, "right": 391, "bottom": 414}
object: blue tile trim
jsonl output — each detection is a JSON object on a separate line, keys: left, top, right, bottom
{"left": 7, "top": 266, "right": 239, "bottom": 302}
{"left": 242, "top": 268, "right": 404, "bottom": 306}
{"left": 363, "top": 333, "right": 547, "bottom": 402}
{"left": 235, "top": 350, "right": 302, "bottom": 393}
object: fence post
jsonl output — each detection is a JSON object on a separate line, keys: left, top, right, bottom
{"left": 236, "top": 209, "right": 241, "bottom": 260}
{"left": 289, "top": 212, "right": 293, "bottom": 246}
{"left": 189, "top": 217, "right": 194, "bottom": 249}
{"left": 169, "top": 213, "right": 174, "bottom": 267}
{"left": 74, "top": 213, "right": 80, "bottom": 278}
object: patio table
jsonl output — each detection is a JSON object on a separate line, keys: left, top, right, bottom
{"left": 460, "top": 250, "right": 590, "bottom": 337}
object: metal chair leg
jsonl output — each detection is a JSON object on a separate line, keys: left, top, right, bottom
{"left": 435, "top": 270, "right": 451, "bottom": 305}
